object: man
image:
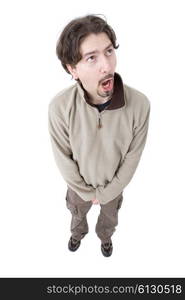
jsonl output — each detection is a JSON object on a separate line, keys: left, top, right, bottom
{"left": 48, "top": 15, "right": 150, "bottom": 257}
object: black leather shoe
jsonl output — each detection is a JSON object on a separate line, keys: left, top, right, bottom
{"left": 101, "top": 242, "right": 113, "bottom": 257}
{"left": 68, "top": 237, "right": 81, "bottom": 252}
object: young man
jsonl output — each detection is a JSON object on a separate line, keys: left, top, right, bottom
{"left": 48, "top": 15, "right": 150, "bottom": 257}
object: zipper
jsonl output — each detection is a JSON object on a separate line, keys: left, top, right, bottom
{"left": 96, "top": 99, "right": 111, "bottom": 129}
{"left": 97, "top": 102, "right": 111, "bottom": 129}
{"left": 98, "top": 114, "right": 102, "bottom": 129}
{"left": 97, "top": 110, "right": 107, "bottom": 129}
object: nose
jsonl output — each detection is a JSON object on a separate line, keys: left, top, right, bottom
{"left": 99, "top": 56, "right": 111, "bottom": 74}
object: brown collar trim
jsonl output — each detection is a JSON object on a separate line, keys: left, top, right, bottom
{"left": 106, "top": 73, "right": 125, "bottom": 110}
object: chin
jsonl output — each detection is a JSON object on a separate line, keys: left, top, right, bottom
{"left": 101, "top": 90, "right": 113, "bottom": 98}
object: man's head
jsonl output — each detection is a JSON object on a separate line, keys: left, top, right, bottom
{"left": 56, "top": 15, "right": 119, "bottom": 102}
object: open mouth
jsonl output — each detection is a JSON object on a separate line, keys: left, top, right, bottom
{"left": 101, "top": 78, "right": 114, "bottom": 92}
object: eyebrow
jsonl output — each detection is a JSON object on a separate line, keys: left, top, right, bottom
{"left": 83, "top": 43, "right": 113, "bottom": 58}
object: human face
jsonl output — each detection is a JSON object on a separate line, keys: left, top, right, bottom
{"left": 67, "top": 33, "right": 117, "bottom": 104}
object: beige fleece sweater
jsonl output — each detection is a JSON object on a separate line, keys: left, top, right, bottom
{"left": 48, "top": 73, "right": 150, "bottom": 204}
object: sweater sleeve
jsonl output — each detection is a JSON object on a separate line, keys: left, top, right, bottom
{"left": 48, "top": 106, "right": 96, "bottom": 201}
{"left": 96, "top": 101, "right": 150, "bottom": 204}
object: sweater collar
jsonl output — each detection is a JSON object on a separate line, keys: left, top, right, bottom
{"left": 77, "top": 72, "right": 125, "bottom": 110}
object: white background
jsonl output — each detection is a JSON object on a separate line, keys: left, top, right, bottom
{"left": 0, "top": 0, "right": 185, "bottom": 277}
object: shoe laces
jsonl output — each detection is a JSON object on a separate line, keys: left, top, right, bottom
{"left": 71, "top": 237, "right": 79, "bottom": 244}
{"left": 103, "top": 242, "right": 112, "bottom": 249}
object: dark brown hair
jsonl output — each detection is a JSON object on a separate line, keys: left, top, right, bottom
{"left": 56, "top": 14, "right": 119, "bottom": 73}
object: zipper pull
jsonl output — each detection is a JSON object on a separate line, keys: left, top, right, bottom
{"left": 98, "top": 115, "right": 102, "bottom": 129}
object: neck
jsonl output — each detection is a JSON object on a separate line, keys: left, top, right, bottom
{"left": 91, "top": 98, "right": 111, "bottom": 105}
{"left": 88, "top": 93, "right": 112, "bottom": 105}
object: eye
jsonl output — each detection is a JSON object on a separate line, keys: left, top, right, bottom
{"left": 87, "top": 55, "right": 96, "bottom": 62}
{"left": 106, "top": 48, "right": 113, "bottom": 56}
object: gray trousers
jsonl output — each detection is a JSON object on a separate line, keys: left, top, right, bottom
{"left": 65, "top": 187, "right": 123, "bottom": 244}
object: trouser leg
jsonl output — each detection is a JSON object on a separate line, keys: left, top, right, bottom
{"left": 66, "top": 187, "right": 92, "bottom": 241}
{"left": 95, "top": 192, "right": 123, "bottom": 244}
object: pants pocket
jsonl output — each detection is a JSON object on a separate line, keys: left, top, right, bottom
{"left": 66, "top": 190, "right": 78, "bottom": 215}
{"left": 117, "top": 194, "right": 123, "bottom": 210}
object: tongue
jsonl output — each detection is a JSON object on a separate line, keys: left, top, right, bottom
{"left": 102, "top": 79, "right": 113, "bottom": 91}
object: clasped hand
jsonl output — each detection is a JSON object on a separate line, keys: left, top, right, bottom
{"left": 91, "top": 198, "right": 99, "bottom": 204}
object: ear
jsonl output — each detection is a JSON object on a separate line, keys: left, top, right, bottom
{"left": 66, "top": 64, "right": 78, "bottom": 80}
